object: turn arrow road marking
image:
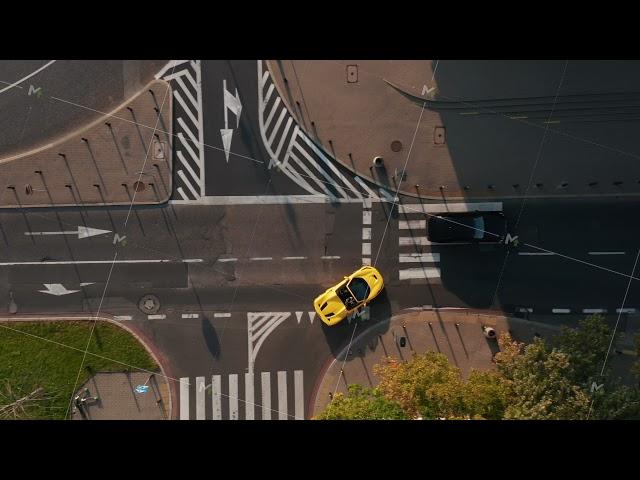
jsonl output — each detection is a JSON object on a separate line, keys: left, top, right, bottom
{"left": 220, "top": 79, "right": 242, "bottom": 162}
{"left": 38, "top": 284, "right": 80, "bottom": 296}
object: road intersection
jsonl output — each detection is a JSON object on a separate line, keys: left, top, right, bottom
{"left": 2, "top": 60, "right": 640, "bottom": 419}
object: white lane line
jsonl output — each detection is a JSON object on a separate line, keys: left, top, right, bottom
{"left": 589, "top": 251, "right": 626, "bottom": 255}
{"left": 362, "top": 228, "right": 371, "bottom": 240}
{"left": 211, "top": 375, "right": 222, "bottom": 420}
{"left": 170, "top": 195, "right": 349, "bottom": 205}
{"left": 196, "top": 376, "right": 205, "bottom": 420}
{"left": 617, "top": 308, "right": 637, "bottom": 314}
{"left": 583, "top": 309, "right": 607, "bottom": 313}
{"left": 249, "top": 257, "right": 273, "bottom": 261}
{"left": 552, "top": 308, "right": 571, "bottom": 313}
{"left": 363, "top": 210, "right": 372, "bottom": 225}
{"left": 0, "top": 259, "right": 203, "bottom": 266}
{"left": 283, "top": 256, "right": 307, "bottom": 260}
{"left": 0, "top": 60, "right": 57, "bottom": 94}
{"left": 261, "top": 372, "right": 271, "bottom": 420}
{"left": 399, "top": 267, "right": 441, "bottom": 280}
{"left": 399, "top": 220, "right": 426, "bottom": 230}
{"left": 245, "top": 373, "right": 255, "bottom": 420}
{"left": 229, "top": 374, "right": 239, "bottom": 420}
{"left": 114, "top": 315, "right": 132, "bottom": 321}
{"left": 277, "top": 371, "right": 288, "bottom": 420}
{"left": 517, "top": 307, "right": 534, "bottom": 313}
{"left": 362, "top": 243, "right": 371, "bottom": 256}
{"left": 181, "top": 313, "right": 199, "bottom": 319}
{"left": 399, "top": 253, "right": 440, "bottom": 263}
{"left": 398, "top": 202, "right": 503, "bottom": 214}
{"left": 362, "top": 258, "right": 371, "bottom": 265}
{"left": 321, "top": 256, "right": 341, "bottom": 260}
{"left": 294, "top": 370, "right": 304, "bottom": 420}
{"left": 179, "top": 378, "right": 189, "bottom": 420}
{"left": 518, "top": 252, "right": 555, "bottom": 256}
{"left": 399, "top": 237, "right": 431, "bottom": 246}
{"left": 217, "top": 257, "right": 238, "bottom": 262}
{"left": 148, "top": 314, "right": 166, "bottom": 320}
{"left": 214, "top": 313, "right": 231, "bottom": 318}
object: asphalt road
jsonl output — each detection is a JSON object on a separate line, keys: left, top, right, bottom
{"left": 3, "top": 59, "right": 640, "bottom": 419}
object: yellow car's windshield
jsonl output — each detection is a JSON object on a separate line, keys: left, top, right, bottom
{"left": 347, "top": 277, "right": 370, "bottom": 302}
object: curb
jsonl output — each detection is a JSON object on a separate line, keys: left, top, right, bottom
{"left": 0, "top": 314, "right": 174, "bottom": 420}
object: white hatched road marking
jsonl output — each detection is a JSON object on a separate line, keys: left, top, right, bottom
{"left": 278, "top": 371, "right": 288, "bottom": 420}
{"left": 245, "top": 373, "right": 255, "bottom": 420}
{"left": 261, "top": 372, "right": 271, "bottom": 420}
{"left": 180, "top": 378, "right": 189, "bottom": 420}
{"left": 229, "top": 374, "right": 239, "bottom": 420}
{"left": 294, "top": 370, "right": 304, "bottom": 420}
{"left": 292, "top": 144, "right": 348, "bottom": 198}
{"left": 248, "top": 312, "right": 291, "bottom": 373}
{"left": 196, "top": 376, "right": 205, "bottom": 420}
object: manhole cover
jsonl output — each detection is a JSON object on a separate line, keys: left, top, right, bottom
{"left": 133, "top": 181, "right": 146, "bottom": 192}
{"left": 138, "top": 294, "right": 160, "bottom": 314}
{"left": 391, "top": 140, "right": 403, "bottom": 152}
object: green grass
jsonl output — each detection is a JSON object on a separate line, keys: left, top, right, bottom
{"left": 0, "top": 321, "right": 159, "bottom": 420}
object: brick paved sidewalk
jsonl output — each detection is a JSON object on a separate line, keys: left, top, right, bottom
{"left": 0, "top": 79, "right": 173, "bottom": 208}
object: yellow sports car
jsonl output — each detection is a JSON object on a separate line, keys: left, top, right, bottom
{"left": 314, "top": 266, "right": 384, "bottom": 326}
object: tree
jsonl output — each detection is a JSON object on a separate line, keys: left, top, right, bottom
{"left": 373, "top": 352, "right": 466, "bottom": 419}
{"left": 554, "top": 314, "right": 615, "bottom": 385}
{"left": 462, "top": 370, "right": 509, "bottom": 420}
{"left": 495, "top": 334, "right": 590, "bottom": 420}
{"left": 315, "top": 384, "right": 408, "bottom": 420}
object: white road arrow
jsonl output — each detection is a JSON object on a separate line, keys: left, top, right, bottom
{"left": 220, "top": 79, "right": 242, "bottom": 163}
{"left": 25, "top": 226, "right": 112, "bottom": 239}
{"left": 39, "top": 284, "right": 80, "bottom": 296}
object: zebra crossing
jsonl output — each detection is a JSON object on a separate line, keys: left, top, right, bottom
{"left": 258, "top": 60, "right": 391, "bottom": 202}
{"left": 179, "top": 370, "right": 305, "bottom": 420}
{"left": 397, "top": 202, "right": 503, "bottom": 282}
{"left": 156, "top": 60, "right": 204, "bottom": 201}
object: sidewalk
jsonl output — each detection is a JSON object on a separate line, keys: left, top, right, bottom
{"left": 310, "top": 309, "right": 638, "bottom": 417}
{"left": 0, "top": 79, "right": 173, "bottom": 208}
{"left": 268, "top": 60, "right": 640, "bottom": 200}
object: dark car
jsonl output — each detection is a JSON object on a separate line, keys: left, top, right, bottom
{"left": 427, "top": 211, "right": 507, "bottom": 243}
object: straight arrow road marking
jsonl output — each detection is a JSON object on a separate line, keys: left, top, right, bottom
{"left": 25, "top": 226, "right": 112, "bottom": 239}
{"left": 220, "top": 79, "right": 242, "bottom": 163}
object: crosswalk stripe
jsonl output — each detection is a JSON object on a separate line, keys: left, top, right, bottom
{"left": 180, "top": 378, "right": 189, "bottom": 420}
{"left": 261, "top": 372, "right": 271, "bottom": 420}
{"left": 294, "top": 370, "right": 304, "bottom": 420}
{"left": 229, "top": 374, "right": 239, "bottom": 420}
{"left": 212, "top": 375, "right": 222, "bottom": 420}
{"left": 399, "top": 267, "right": 441, "bottom": 280}
{"left": 399, "top": 236, "right": 431, "bottom": 246}
{"left": 278, "top": 371, "right": 288, "bottom": 420}
{"left": 196, "top": 376, "right": 205, "bottom": 420}
{"left": 399, "top": 220, "right": 426, "bottom": 229}
{"left": 399, "top": 253, "right": 440, "bottom": 263}
{"left": 398, "top": 202, "right": 503, "bottom": 214}
{"left": 363, "top": 210, "right": 372, "bottom": 225}
{"left": 245, "top": 373, "right": 255, "bottom": 420}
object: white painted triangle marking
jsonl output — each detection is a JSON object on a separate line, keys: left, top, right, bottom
{"left": 296, "top": 311, "right": 303, "bottom": 324}
{"left": 77, "top": 226, "right": 112, "bottom": 239}
{"left": 38, "top": 283, "right": 80, "bottom": 296}
{"left": 220, "top": 128, "right": 233, "bottom": 162}
{"left": 308, "top": 311, "right": 316, "bottom": 324}
{"left": 422, "top": 84, "right": 436, "bottom": 96}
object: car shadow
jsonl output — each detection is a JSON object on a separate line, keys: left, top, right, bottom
{"left": 201, "top": 317, "right": 220, "bottom": 359}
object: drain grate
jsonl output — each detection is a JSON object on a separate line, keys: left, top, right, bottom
{"left": 391, "top": 140, "right": 403, "bottom": 152}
